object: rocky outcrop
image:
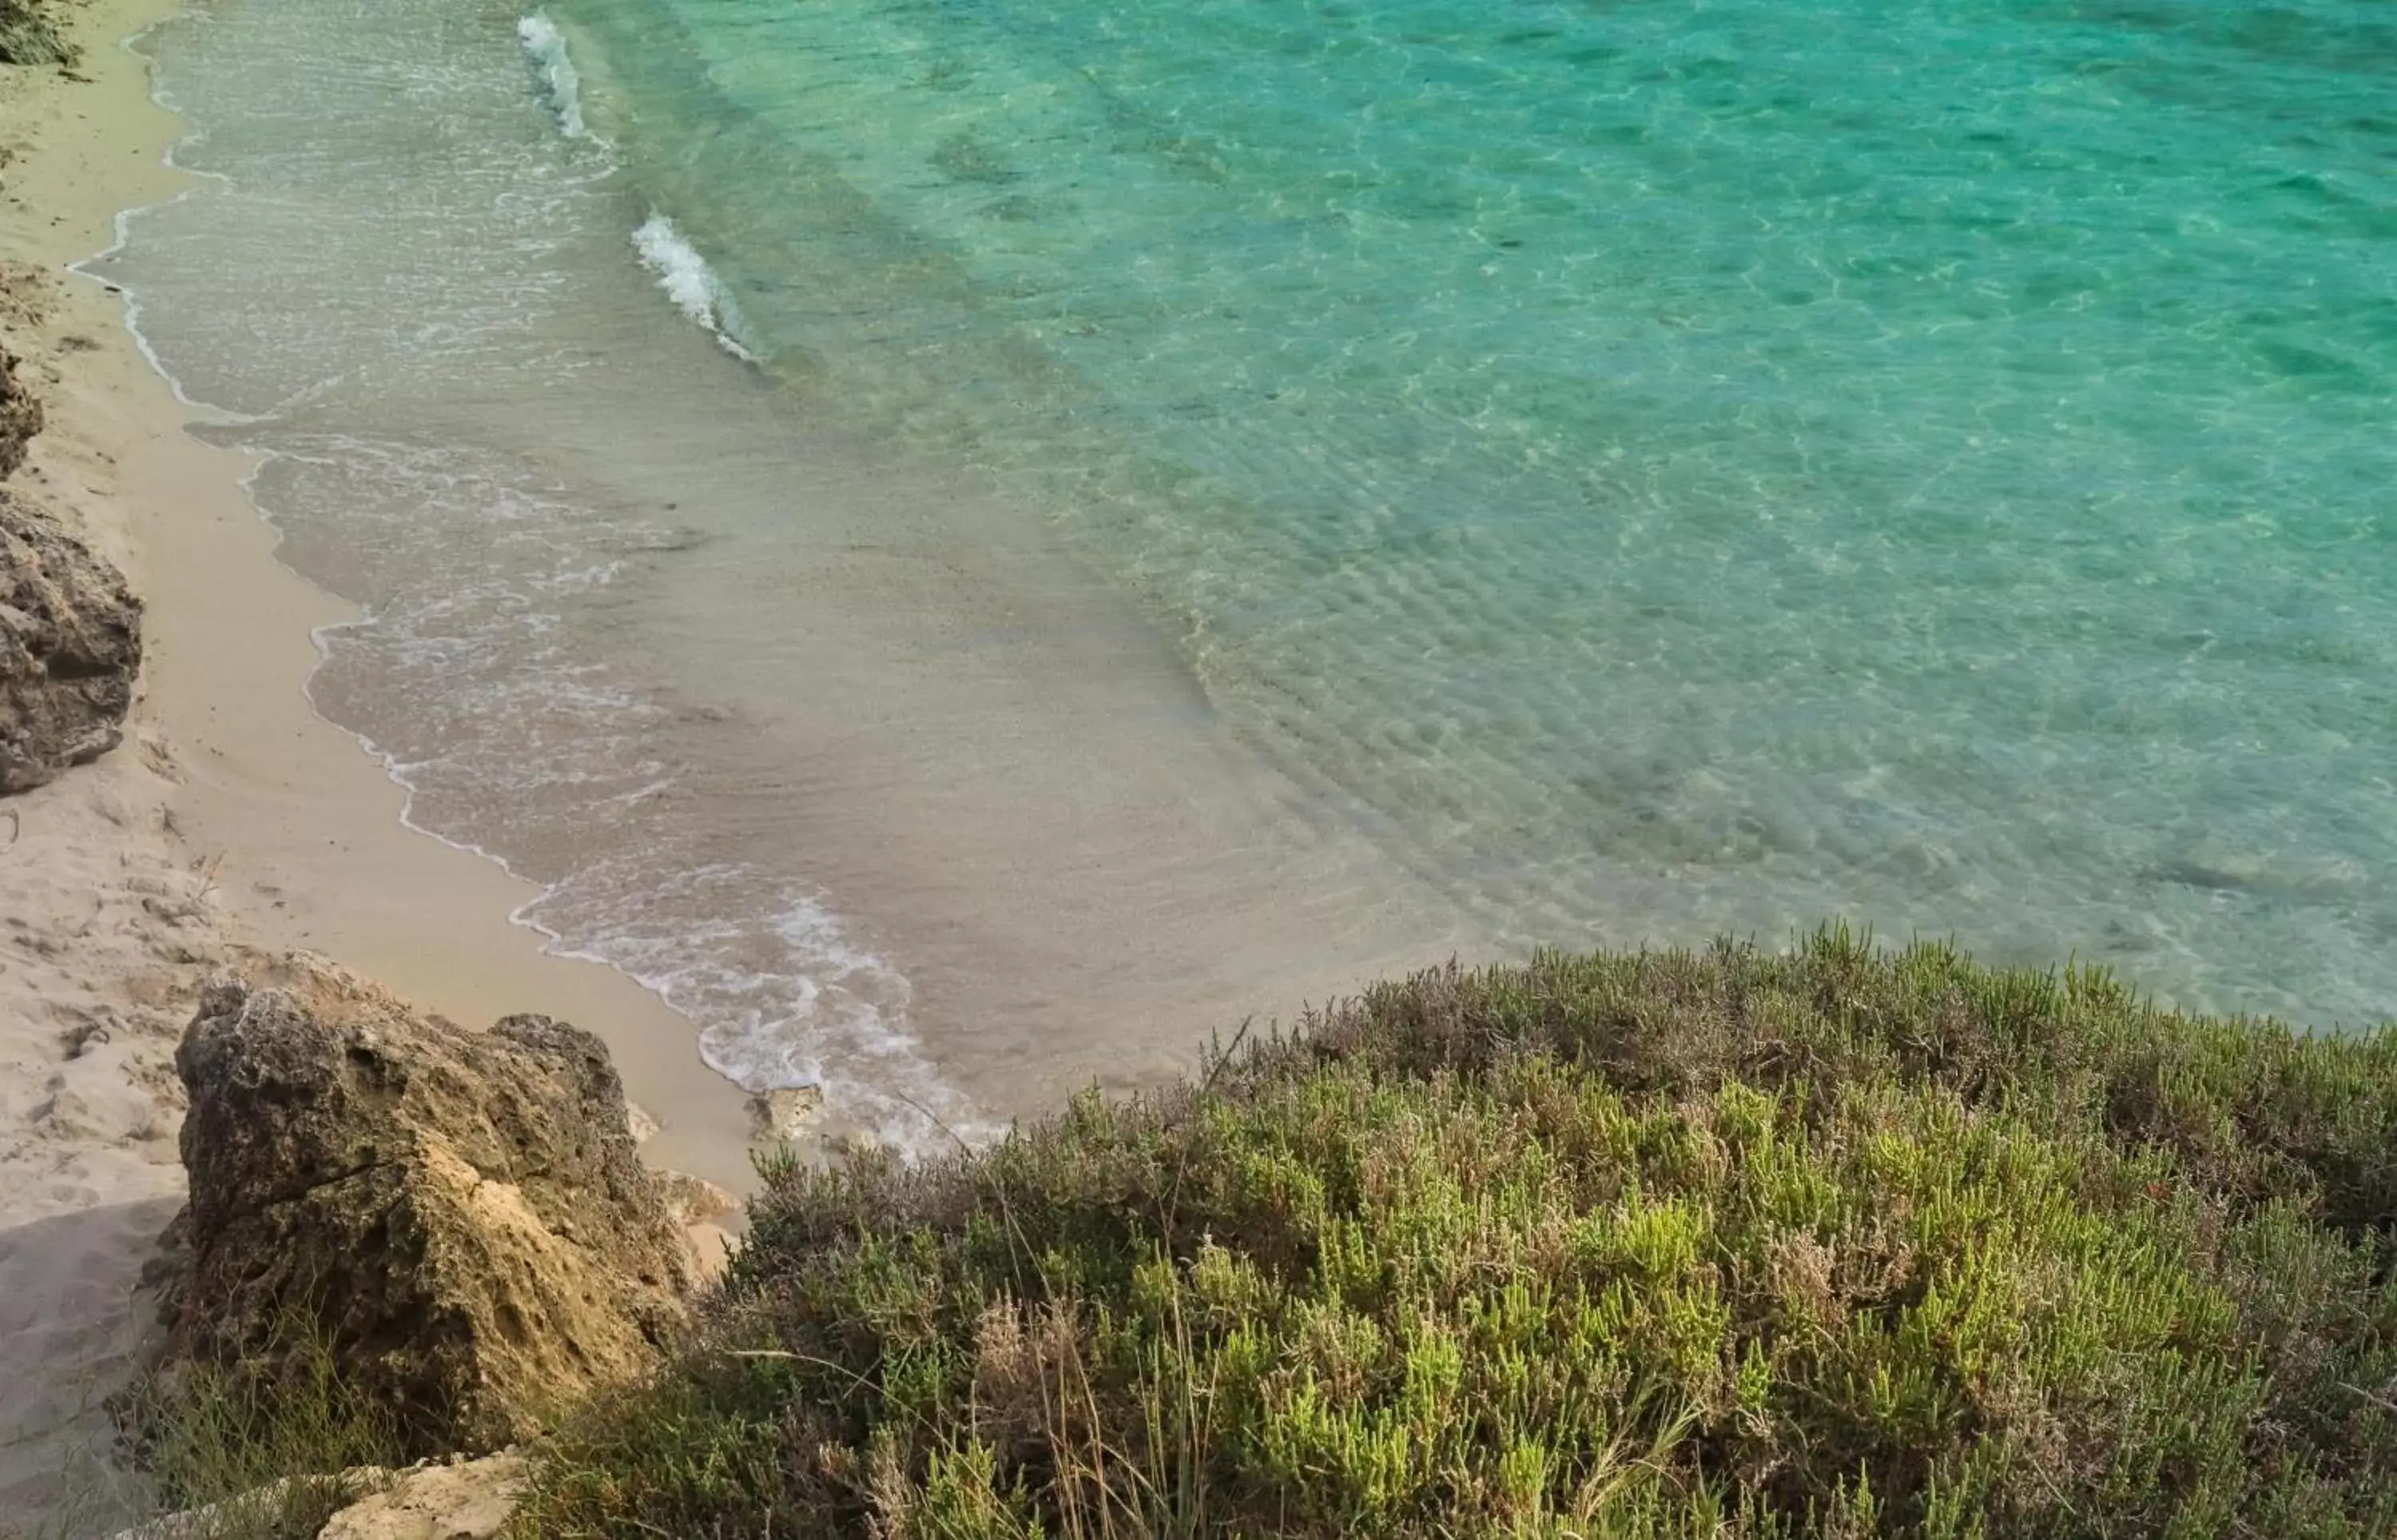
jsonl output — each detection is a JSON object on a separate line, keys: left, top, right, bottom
{"left": 105, "top": 1455, "right": 526, "bottom": 1540}
{"left": 1, "top": 345, "right": 141, "bottom": 794}
{"left": 315, "top": 1454, "right": 527, "bottom": 1540}
{"left": 0, "top": 0, "right": 76, "bottom": 66}
{"left": 0, "top": 498, "right": 141, "bottom": 792}
{"left": 157, "top": 957, "right": 694, "bottom": 1457}
{"left": 0, "top": 344, "right": 39, "bottom": 478}
{"left": 749, "top": 1084, "right": 824, "bottom": 1141}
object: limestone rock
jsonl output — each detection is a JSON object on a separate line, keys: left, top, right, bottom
{"left": 101, "top": 1455, "right": 523, "bottom": 1540}
{"left": 748, "top": 1084, "right": 824, "bottom": 1141}
{"left": 0, "top": 344, "right": 38, "bottom": 478}
{"left": 0, "top": 497, "right": 141, "bottom": 792}
{"left": 0, "top": 0, "right": 76, "bottom": 66}
{"left": 1, "top": 350, "right": 141, "bottom": 792}
{"left": 315, "top": 1454, "right": 527, "bottom": 1540}
{"left": 656, "top": 1167, "right": 740, "bottom": 1227}
{"left": 160, "top": 957, "right": 693, "bottom": 1457}
{"left": 1, "top": 347, "right": 141, "bottom": 795}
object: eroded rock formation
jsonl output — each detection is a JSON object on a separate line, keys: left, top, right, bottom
{"left": 0, "top": 344, "right": 141, "bottom": 793}
{"left": 157, "top": 957, "right": 694, "bottom": 1456}
{"left": 748, "top": 1083, "right": 824, "bottom": 1141}
{"left": 104, "top": 1454, "right": 527, "bottom": 1540}
{"left": 0, "top": 0, "right": 76, "bottom": 66}
{"left": 0, "top": 343, "right": 40, "bottom": 477}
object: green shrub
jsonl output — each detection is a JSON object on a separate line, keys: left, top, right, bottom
{"left": 103, "top": 1304, "right": 403, "bottom": 1539}
{"left": 519, "top": 929, "right": 2397, "bottom": 1538}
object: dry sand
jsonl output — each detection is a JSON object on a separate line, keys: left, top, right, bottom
{"left": 0, "top": 2, "right": 758, "bottom": 1526}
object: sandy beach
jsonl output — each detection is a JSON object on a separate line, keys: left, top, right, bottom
{"left": 0, "top": 2, "right": 755, "bottom": 1523}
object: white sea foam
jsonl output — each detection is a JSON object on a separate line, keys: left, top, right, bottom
{"left": 632, "top": 213, "right": 761, "bottom": 362}
{"left": 515, "top": 12, "right": 589, "bottom": 141}
{"left": 279, "top": 435, "right": 973, "bottom": 1155}
{"left": 519, "top": 859, "right": 992, "bottom": 1158}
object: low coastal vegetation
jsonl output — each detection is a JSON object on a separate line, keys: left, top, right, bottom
{"left": 6, "top": 1308, "right": 400, "bottom": 1540}
{"left": 109, "top": 1311, "right": 403, "bottom": 1539}
{"left": 515, "top": 930, "right": 2397, "bottom": 1537}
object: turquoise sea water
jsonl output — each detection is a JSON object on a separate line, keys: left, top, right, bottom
{"left": 552, "top": 0, "right": 2397, "bottom": 1019}
{"left": 105, "top": 0, "right": 2396, "bottom": 1147}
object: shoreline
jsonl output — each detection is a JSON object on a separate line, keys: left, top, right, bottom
{"left": 74, "top": 2, "right": 759, "bottom": 1197}
{"left": 93, "top": 0, "right": 1469, "bottom": 1157}
{"left": 1, "top": 0, "right": 1456, "bottom": 1514}
{"left": 0, "top": 0, "right": 754, "bottom": 1522}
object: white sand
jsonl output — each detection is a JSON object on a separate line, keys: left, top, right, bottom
{"left": 4, "top": 10, "right": 231, "bottom": 1519}
{"left": 0, "top": 3, "right": 759, "bottom": 1526}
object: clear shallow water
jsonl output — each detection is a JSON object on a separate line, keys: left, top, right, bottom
{"left": 548, "top": 0, "right": 2397, "bottom": 1023}
{"left": 101, "top": 0, "right": 971, "bottom": 1145}
{"left": 105, "top": 0, "right": 1445, "bottom": 1155}
{"left": 104, "top": 0, "right": 2397, "bottom": 1150}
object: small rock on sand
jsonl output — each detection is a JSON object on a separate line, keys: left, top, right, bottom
{"left": 748, "top": 1084, "right": 824, "bottom": 1141}
{"left": 315, "top": 1453, "right": 528, "bottom": 1540}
